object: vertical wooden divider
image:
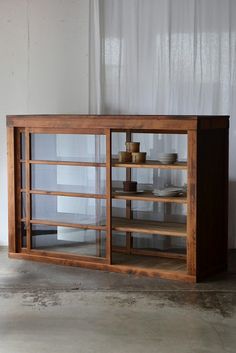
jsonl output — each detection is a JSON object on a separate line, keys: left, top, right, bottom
{"left": 25, "top": 129, "right": 32, "bottom": 251}
{"left": 7, "top": 127, "right": 16, "bottom": 253}
{"left": 15, "top": 129, "right": 22, "bottom": 251}
{"left": 106, "top": 129, "right": 112, "bottom": 264}
{"left": 187, "top": 130, "right": 197, "bottom": 275}
{"left": 95, "top": 134, "right": 102, "bottom": 257}
{"left": 126, "top": 131, "right": 132, "bottom": 253}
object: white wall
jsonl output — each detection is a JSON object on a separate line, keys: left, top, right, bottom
{"left": 0, "top": 0, "right": 89, "bottom": 245}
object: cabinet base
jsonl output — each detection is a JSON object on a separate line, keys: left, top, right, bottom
{"left": 9, "top": 252, "right": 196, "bottom": 283}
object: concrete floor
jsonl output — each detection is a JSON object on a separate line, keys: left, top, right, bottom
{"left": 0, "top": 247, "right": 235, "bottom": 353}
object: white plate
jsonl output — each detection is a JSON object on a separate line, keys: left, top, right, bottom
{"left": 153, "top": 192, "right": 181, "bottom": 197}
{"left": 159, "top": 161, "right": 177, "bottom": 165}
{"left": 153, "top": 187, "right": 183, "bottom": 197}
{"left": 153, "top": 187, "right": 182, "bottom": 192}
{"left": 114, "top": 190, "right": 144, "bottom": 194}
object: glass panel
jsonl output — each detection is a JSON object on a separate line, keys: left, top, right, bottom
{"left": 31, "top": 165, "right": 106, "bottom": 194}
{"left": 132, "top": 133, "right": 187, "bottom": 162}
{"left": 112, "top": 167, "right": 126, "bottom": 190}
{"left": 132, "top": 200, "right": 187, "bottom": 223}
{"left": 132, "top": 233, "right": 186, "bottom": 255}
{"left": 31, "top": 134, "right": 106, "bottom": 162}
{"left": 31, "top": 194, "right": 106, "bottom": 225}
{"left": 112, "top": 132, "right": 126, "bottom": 158}
{"left": 20, "top": 133, "right": 25, "bottom": 160}
{"left": 21, "top": 163, "right": 26, "bottom": 189}
{"left": 132, "top": 169, "right": 187, "bottom": 192}
{"left": 112, "top": 167, "right": 187, "bottom": 194}
{"left": 21, "top": 192, "right": 26, "bottom": 219}
{"left": 112, "top": 199, "right": 126, "bottom": 218}
{"left": 112, "top": 231, "right": 126, "bottom": 248}
{"left": 31, "top": 224, "right": 106, "bottom": 258}
{"left": 112, "top": 199, "right": 186, "bottom": 223}
{"left": 21, "top": 222, "right": 27, "bottom": 248}
{"left": 112, "top": 132, "right": 187, "bottom": 162}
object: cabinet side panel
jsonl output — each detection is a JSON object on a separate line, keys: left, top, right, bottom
{"left": 7, "top": 127, "right": 16, "bottom": 252}
{"left": 15, "top": 130, "right": 22, "bottom": 251}
{"left": 106, "top": 129, "right": 112, "bottom": 264}
{"left": 187, "top": 131, "right": 197, "bottom": 275}
{"left": 197, "top": 128, "right": 228, "bottom": 279}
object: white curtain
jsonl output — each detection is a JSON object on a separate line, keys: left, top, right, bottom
{"left": 89, "top": 0, "right": 236, "bottom": 248}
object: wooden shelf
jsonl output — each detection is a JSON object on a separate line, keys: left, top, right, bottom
{"left": 30, "top": 219, "right": 107, "bottom": 231}
{"left": 26, "top": 160, "right": 106, "bottom": 167}
{"left": 24, "top": 189, "right": 107, "bottom": 199}
{"left": 112, "top": 253, "right": 187, "bottom": 273}
{"left": 112, "top": 159, "right": 187, "bottom": 169}
{"left": 112, "top": 246, "right": 186, "bottom": 260}
{"left": 112, "top": 190, "right": 187, "bottom": 203}
{"left": 112, "top": 217, "right": 187, "bottom": 237}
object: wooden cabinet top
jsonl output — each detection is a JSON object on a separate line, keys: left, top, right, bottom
{"left": 6, "top": 114, "right": 229, "bottom": 131}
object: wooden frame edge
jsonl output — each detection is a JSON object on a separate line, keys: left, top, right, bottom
{"left": 8, "top": 252, "right": 196, "bottom": 282}
{"left": 187, "top": 130, "right": 197, "bottom": 275}
{"left": 7, "top": 127, "right": 17, "bottom": 252}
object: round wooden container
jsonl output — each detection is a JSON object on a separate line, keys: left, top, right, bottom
{"left": 118, "top": 151, "right": 132, "bottom": 162}
{"left": 132, "top": 152, "right": 146, "bottom": 163}
{"left": 126, "top": 142, "right": 140, "bottom": 152}
{"left": 123, "top": 181, "right": 137, "bottom": 192}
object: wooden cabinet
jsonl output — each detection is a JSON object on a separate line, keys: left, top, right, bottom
{"left": 6, "top": 115, "right": 229, "bottom": 282}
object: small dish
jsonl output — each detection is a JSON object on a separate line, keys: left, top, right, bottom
{"left": 157, "top": 152, "right": 178, "bottom": 165}
{"left": 153, "top": 186, "right": 183, "bottom": 197}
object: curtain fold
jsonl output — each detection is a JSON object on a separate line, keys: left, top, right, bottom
{"left": 90, "top": 0, "right": 236, "bottom": 248}
{"left": 89, "top": 0, "right": 102, "bottom": 114}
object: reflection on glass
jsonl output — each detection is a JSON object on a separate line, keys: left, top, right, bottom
{"left": 133, "top": 168, "right": 188, "bottom": 191}
{"left": 31, "top": 194, "right": 106, "bottom": 226}
{"left": 31, "top": 165, "right": 106, "bottom": 194}
{"left": 112, "top": 132, "right": 126, "bottom": 158}
{"left": 112, "top": 167, "right": 187, "bottom": 196}
{"left": 112, "top": 167, "right": 126, "bottom": 189}
{"left": 132, "top": 200, "right": 187, "bottom": 224}
{"left": 20, "top": 133, "right": 25, "bottom": 160}
{"left": 21, "top": 163, "right": 26, "bottom": 189}
{"left": 111, "top": 199, "right": 126, "bottom": 218}
{"left": 112, "top": 231, "right": 126, "bottom": 248}
{"left": 132, "top": 133, "right": 187, "bottom": 161}
{"left": 112, "top": 200, "right": 186, "bottom": 224}
{"left": 21, "top": 222, "right": 27, "bottom": 248}
{"left": 31, "top": 224, "right": 106, "bottom": 257}
{"left": 112, "top": 168, "right": 187, "bottom": 191}
{"left": 132, "top": 233, "right": 186, "bottom": 255}
{"left": 21, "top": 193, "right": 26, "bottom": 219}
{"left": 31, "top": 134, "right": 106, "bottom": 162}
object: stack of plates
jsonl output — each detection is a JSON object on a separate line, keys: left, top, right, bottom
{"left": 158, "top": 153, "right": 177, "bottom": 164}
{"left": 153, "top": 187, "right": 182, "bottom": 197}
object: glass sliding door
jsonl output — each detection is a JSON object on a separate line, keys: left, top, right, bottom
{"left": 19, "top": 129, "right": 110, "bottom": 261}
